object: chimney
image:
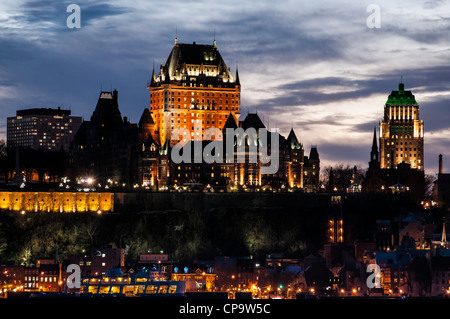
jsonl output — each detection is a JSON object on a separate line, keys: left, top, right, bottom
{"left": 123, "top": 116, "right": 128, "bottom": 123}
{"left": 439, "top": 154, "right": 443, "bottom": 174}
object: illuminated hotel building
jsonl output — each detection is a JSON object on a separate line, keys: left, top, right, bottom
{"left": 147, "top": 38, "right": 240, "bottom": 146}
{"left": 379, "top": 82, "right": 424, "bottom": 171}
{"left": 138, "top": 38, "right": 320, "bottom": 191}
{"left": 7, "top": 108, "right": 82, "bottom": 151}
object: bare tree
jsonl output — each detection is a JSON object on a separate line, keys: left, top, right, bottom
{"left": 322, "top": 164, "right": 366, "bottom": 192}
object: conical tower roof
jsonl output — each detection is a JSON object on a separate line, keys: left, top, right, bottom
{"left": 139, "top": 108, "right": 155, "bottom": 129}
{"left": 223, "top": 112, "right": 238, "bottom": 130}
{"left": 286, "top": 128, "right": 302, "bottom": 150}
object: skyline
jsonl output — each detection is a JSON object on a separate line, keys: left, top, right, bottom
{"left": 1, "top": 1, "right": 450, "bottom": 175}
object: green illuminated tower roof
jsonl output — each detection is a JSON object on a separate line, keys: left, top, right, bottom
{"left": 385, "top": 83, "right": 418, "bottom": 105}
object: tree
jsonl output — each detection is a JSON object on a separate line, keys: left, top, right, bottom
{"left": 322, "top": 164, "right": 366, "bottom": 192}
{"left": 425, "top": 173, "right": 437, "bottom": 198}
{"left": 0, "top": 222, "right": 7, "bottom": 258}
{"left": 408, "top": 256, "right": 431, "bottom": 297}
{"left": 0, "top": 139, "right": 9, "bottom": 181}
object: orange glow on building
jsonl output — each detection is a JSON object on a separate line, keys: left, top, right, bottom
{"left": 0, "top": 192, "right": 114, "bottom": 213}
{"left": 147, "top": 39, "right": 241, "bottom": 146}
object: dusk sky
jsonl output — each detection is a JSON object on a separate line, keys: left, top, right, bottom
{"left": 1, "top": 0, "right": 450, "bottom": 175}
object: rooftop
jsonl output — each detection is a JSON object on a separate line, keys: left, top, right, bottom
{"left": 151, "top": 40, "right": 238, "bottom": 87}
{"left": 385, "top": 83, "right": 418, "bottom": 105}
{"left": 16, "top": 107, "right": 72, "bottom": 117}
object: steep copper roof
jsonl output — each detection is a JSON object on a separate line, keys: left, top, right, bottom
{"left": 152, "top": 41, "right": 237, "bottom": 87}
{"left": 286, "top": 128, "right": 302, "bottom": 150}
{"left": 222, "top": 113, "right": 238, "bottom": 130}
{"left": 241, "top": 113, "right": 265, "bottom": 130}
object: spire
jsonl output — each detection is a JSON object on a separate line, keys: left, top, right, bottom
{"left": 371, "top": 126, "right": 378, "bottom": 153}
{"left": 369, "top": 126, "right": 379, "bottom": 168}
{"left": 175, "top": 27, "right": 178, "bottom": 45}
{"left": 235, "top": 67, "right": 240, "bottom": 86}
{"left": 163, "top": 66, "right": 170, "bottom": 83}
{"left": 399, "top": 79, "right": 404, "bottom": 93}
{"left": 213, "top": 29, "right": 216, "bottom": 48}
{"left": 151, "top": 67, "right": 157, "bottom": 86}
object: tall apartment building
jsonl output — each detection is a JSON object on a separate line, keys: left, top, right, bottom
{"left": 7, "top": 107, "right": 82, "bottom": 151}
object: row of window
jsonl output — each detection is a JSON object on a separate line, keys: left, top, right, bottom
{"left": 395, "top": 147, "right": 420, "bottom": 152}
{"left": 152, "top": 103, "right": 239, "bottom": 111}
{"left": 25, "top": 276, "right": 57, "bottom": 282}
{"left": 394, "top": 154, "right": 420, "bottom": 159}
{"left": 154, "top": 111, "right": 234, "bottom": 120}
{"left": 386, "top": 141, "right": 421, "bottom": 146}
{"left": 153, "top": 91, "right": 238, "bottom": 98}
{"left": 389, "top": 134, "right": 422, "bottom": 139}
{"left": 390, "top": 126, "right": 413, "bottom": 133}
{"left": 386, "top": 153, "right": 421, "bottom": 160}
{"left": 84, "top": 284, "right": 178, "bottom": 295}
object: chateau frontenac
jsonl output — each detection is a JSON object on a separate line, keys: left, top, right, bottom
{"left": 71, "top": 38, "right": 320, "bottom": 192}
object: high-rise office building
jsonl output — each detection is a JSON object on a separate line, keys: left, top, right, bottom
{"left": 379, "top": 82, "right": 424, "bottom": 170}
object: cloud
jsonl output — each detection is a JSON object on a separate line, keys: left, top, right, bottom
{"left": 0, "top": 0, "right": 449, "bottom": 176}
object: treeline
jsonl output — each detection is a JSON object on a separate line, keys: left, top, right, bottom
{"left": 0, "top": 206, "right": 329, "bottom": 265}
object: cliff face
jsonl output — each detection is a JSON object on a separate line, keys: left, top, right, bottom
{"left": 0, "top": 192, "right": 420, "bottom": 265}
